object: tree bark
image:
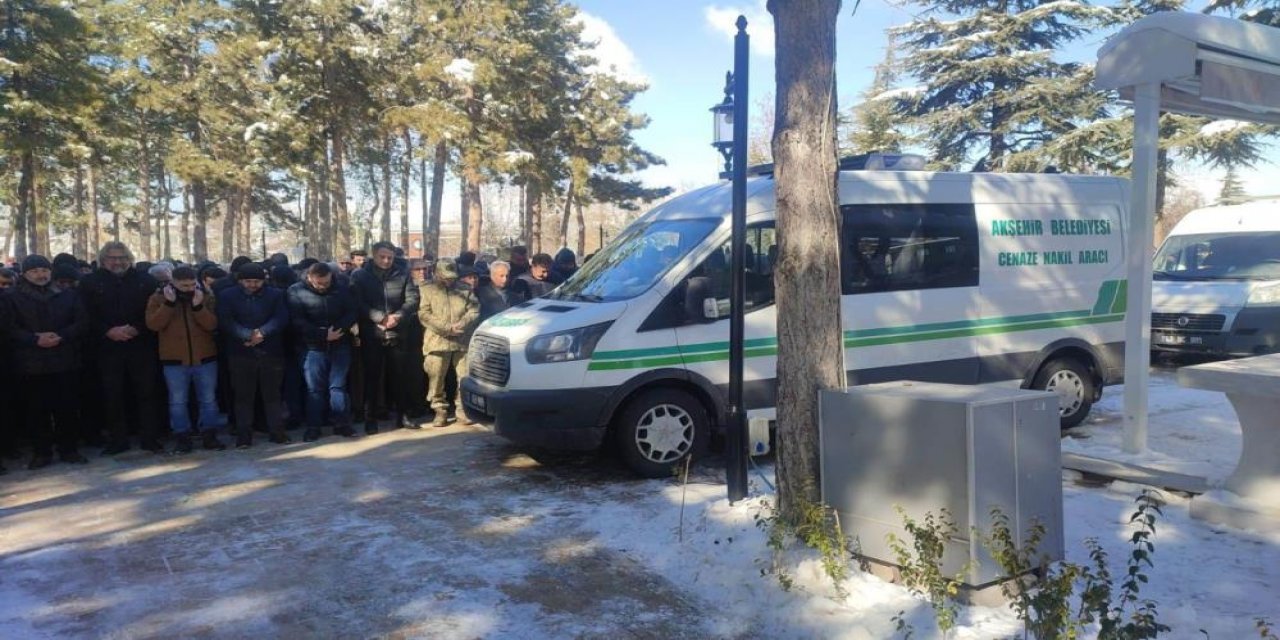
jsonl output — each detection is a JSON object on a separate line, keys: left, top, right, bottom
{"left": 330, "top": 130, "right": 351, "bottom": 256}
{"left": 181, "top": 184, "right": 191, "bottom": 262}
{"left": 73, "top": 164, "right": 87, "bottom": 258}
{"left": 459, "top": 178, "right": 470, "bottom": 253}
{"left": 420, "top": 155, "right": 429, "bottom": 258}
{"left": 33, "top": 163, "right": 48, "bottom": 257}
{"left": 88, "top": 162, "right": 101, "bottom": 255}
{"left": 559, "top": 176, "right": 574, "bottom": 250}
{"left": 400, "top": 130, "right": 412, "bottom": 250}
{"left": 318, "top": 154, "right": 332, "bottom": 260}
{"left": 464, "top": 168, "right": 483, "bottom": 252}
{"left": 575, "top": 199, "right": 585, "bottom": 259}
{"left": 14, "top": 150, "right": 31, "bottom": 260}
{"left": 138, "top": 127, "right": 152, "bottom": 261}
{"left": 191, "top": 181, "right": 209, "bottom": 261}
{"left": 768, "top": 0, "right": 844, "bottom": 521}
{"left": 160, "top": 170, "right": 173, "bottom": 259}
{"left": 221, "top": 193, "right": 238, "bottom": 263}
{"left": 528, "top": 179, "right": 542, "bottom": 254}
{"left": 380, "top": 134, "right": 393, "bottom": 243}
{"left": 238, "top": 187, "right": 252, "bottom": 257}
{"left": 427, "top": 141, "right": 446, "bottom": 258}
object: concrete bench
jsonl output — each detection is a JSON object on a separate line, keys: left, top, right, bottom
{"left": 1177, "top": 354, "right": 1280, "bottom": 531}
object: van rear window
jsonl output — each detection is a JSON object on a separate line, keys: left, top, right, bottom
{"left": 840, "top": 203, "right": 979, "bottom": 294}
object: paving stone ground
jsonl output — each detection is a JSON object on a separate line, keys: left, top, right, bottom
{"left": 0, "top": 425, "right": 730, "bottom": 639}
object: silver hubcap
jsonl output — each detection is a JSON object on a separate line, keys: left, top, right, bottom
{"left": 1045, "top": 370, "right": 1084, "bottom": 416}
{"left": 635, "top": 404, "right": 694, "bottom": 463}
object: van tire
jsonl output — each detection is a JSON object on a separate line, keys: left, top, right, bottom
{"left": 1033, "top": 357, "right": 1094, "bottom": 429}
{"left": 614, "top": 388, "right": 710, "bottom": 478}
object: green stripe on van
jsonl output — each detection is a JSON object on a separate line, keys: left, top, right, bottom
{"left": 1110, "top": 280, "right": 1128, "bottom": 314}
{"left": 585, "top": 279, "right": 1129, "bottom": 371}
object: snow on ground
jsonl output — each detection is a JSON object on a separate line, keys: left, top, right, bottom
{"left": 0, "top": 364, "right": 1276, "bottom": 638}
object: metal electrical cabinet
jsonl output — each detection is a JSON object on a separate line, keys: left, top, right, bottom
{"left": 819, "top": 381, "right": 1064, "bottom": 587}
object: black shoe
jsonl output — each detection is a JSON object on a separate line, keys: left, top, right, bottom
{"left": 334, "top": 425, "right": 357, "bottom": 438}
{"left": 140, "top": 439, "right": 165, "bottom": 453}
{"left": 303, "top": 428, "right": 321, "bottom": 443}
{"left": 364, "top": 420, "right": 379, "bottom": 436}
{"left": 102, "top": 442, "right": 130, "bottom": 456}
{"left": 60, "top": 451, "right": 89, "bottom": 464}
{"left": 174, "top": 435, "right": 193, "bottom": 455}
{"left": 268, "top": 432, "right": 292, "bottom": 444}
{"left": 27, "top": 454, "right": 53, "bottom": 470}
{"left": 202, "top": 432, "right": 227, "bottom": 451}
{"left": 235, "top": 437, "right": 252, "bottom": 449}
{"left": 398, "top": 414, "right": 421, "bottom": 430}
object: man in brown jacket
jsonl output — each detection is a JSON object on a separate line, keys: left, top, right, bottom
{"left": 145, "top": 266, "right": 226, "bottom": 453}
{"left": 418, "top": 260, "right": 480, "bottom": 427}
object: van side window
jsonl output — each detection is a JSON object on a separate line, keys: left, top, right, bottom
{"left": 640, "top": 222, "right": 776, "bottom": 331}
{"left": 840, "top": 203, "right": 978, "bottom": 294}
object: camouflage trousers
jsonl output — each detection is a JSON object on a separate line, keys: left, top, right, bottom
{"left": 425, "top": 350, "right": 467, "bottom": 412}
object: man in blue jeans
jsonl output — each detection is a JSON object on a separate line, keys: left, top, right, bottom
{"left": 145, "top": 266, "right": 226, "bottom": 453}
{"left": 286, "top": 262, "right": 359, "bottom": 442}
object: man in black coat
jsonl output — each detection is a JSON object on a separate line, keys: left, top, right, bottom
{"left": 286, "top": 262, "right": 359, "bottom": 442}
{"left": 4, "top": 255, "right": 89, "bottom": 469}
{"left": 350, "top": 241, "right": 420, "bottom": 434}
{"left": 217, "top": 263, "right": 291, "bottom": 447}
{"left": 476, "top": 260, "right": 524, "bottom": 322}
{"left": 78, "top": 241, "right": 163, "bottom": 454}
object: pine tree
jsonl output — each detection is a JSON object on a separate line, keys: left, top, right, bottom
{"left": 1217, "top": 167, "right": 1248, "bottom": 205}
{"left": 845, "top": 34, "right": 908, "bottom": 155}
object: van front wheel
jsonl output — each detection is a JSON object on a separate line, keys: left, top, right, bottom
{"left": 1033, "top": 358, "right": 1095, "bottom": 429}
{"left": 614, "top": 388, "right": 710, "bottom": 478}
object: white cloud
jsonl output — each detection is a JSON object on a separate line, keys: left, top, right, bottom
{"left": 575, "top": 12, "right": 650, "bottom": 86}
{"left": 704, "top": 2, "right": 775, "bottom": 57}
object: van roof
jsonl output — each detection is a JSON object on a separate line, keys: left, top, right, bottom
{"left": 640, "top": 171, "right": 1130, "bottom": 223}
{"left": 1170, "top": 200, "right": 1280, "bottom": 236}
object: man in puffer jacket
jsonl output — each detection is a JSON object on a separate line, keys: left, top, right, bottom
{"left": 4, "top": 255, "right": 89, "bottom": 469}
{"left": 418, "top": 260, "right": 480, "bottom": 427}
{"left": 145, "top": 266, "right": 226, "bottom": 454}
{"left": 286, "top": 262, "right": 359, "bottom": 442}
{"left": 350, "top": 241, "right": 420, "bottom": 434}
{"left": 216, "top": 263, "right": 290, "bottom": 448}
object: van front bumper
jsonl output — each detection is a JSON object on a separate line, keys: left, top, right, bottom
{"left": 460, "top": 376, "right": 610, "bottom": 451}
{"left": 1152, "top": 306, "right": 1280, "bottom": 357}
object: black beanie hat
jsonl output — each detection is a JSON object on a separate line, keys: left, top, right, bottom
{"left": 22, "top": 255, "right": 52, "bottom": 272}
{"left": 53, "top": 265, "right": 80, "bottom": 282}
{"left": 237, "top": 263, "right": 267, "bottom": 280}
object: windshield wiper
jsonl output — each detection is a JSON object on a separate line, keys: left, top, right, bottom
{"left": 570, "top": 293, "right": 604, "bottom": 302}
{"left": 1153, "top": 271, "right": 1212, "bottom": 281}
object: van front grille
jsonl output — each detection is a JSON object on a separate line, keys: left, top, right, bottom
{"left": 1151, "top": 313, "right": 1225, "bottom": 332}
{"left": 469, "top": 334, "right": 510, "bottom": 386}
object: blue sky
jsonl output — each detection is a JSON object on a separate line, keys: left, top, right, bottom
{"left": 573, "top": 0, "right": 1280, "bottom": 200}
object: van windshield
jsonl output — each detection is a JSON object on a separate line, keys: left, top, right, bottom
{"left": 548, "top": 218, "right": 721, "bottom": 302}
{"left": 1154, "top": 232, "right": 1280, "bottom": 280}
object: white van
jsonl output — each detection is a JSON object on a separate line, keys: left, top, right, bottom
{"left": 1151, "top": 200, "right": 1280, "bottom": 357}
{"left": 462, "top": 163, "right": 1130, "bottom": 476}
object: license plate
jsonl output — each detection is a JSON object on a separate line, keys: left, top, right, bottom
{"left": 467, "top": 391, "right": 487, "bottom": 411}
{"left": 1157, "top": 333, "right": 1187, "bottom": 345}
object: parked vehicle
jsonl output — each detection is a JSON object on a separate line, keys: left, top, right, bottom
{"left": 1152, "top": 200, "right": 1280, "bottom": 358}
{"left": 463, "top": 156, "right": 1130, "bottom": 476}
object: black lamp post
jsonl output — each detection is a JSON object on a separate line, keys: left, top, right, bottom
{"left": 712, "top": 15, "right": 750, "bottom": 504}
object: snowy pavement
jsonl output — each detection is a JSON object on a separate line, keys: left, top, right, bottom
{"left": 0, "top": 365, "right": 1277, "bottom": 639}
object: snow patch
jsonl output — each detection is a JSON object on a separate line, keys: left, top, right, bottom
{"left": 1200, "top": 119, "right": 1249, "bottom": 136}
{"left": 444, "top": 58, "right": 475, "bottom": 83}
{"left": 872, "top": 86, "right": 926, "bottom": 102}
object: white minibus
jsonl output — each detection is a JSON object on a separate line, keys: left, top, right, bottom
{"left": 1152, "top": 200, "right": 1280, "bottom": 357}
{"left": 463, "top": 159, "right": 1129, "bottom": 476}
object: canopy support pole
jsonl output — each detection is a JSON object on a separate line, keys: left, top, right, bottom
{"left": 1123, "top": 82, "right": 1161, "bottom": 454}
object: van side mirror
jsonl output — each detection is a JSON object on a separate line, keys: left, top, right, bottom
{"left": 684, "top": 276, "right": 716, "bottom": 323}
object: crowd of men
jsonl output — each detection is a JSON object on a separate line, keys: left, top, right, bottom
{"left": 0, "top": 241, "right": 583, "bottom": 474}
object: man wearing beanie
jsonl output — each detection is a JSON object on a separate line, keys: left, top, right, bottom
{"left": 351, "top": 241, "right": 420, "bottom": 434}
{"left": 217, "top": 262, "right": 291, "bottom": 447}
{"left": 146, "top": 266, "right": 226, "bottom": 454}
{"left": 79, "top": 241, "right": 163, "bottom": 455}
{"left": 3, "top": 255, "right": 89, "bottom": 469}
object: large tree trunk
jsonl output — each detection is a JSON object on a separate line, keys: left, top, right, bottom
{"left": 464, "top": 167, "right": 483, "bottom": 252}
{"left": 318, "top": 155, "right": 332, "bottom": 260}
{"left": 559, "top": 176, "right": 574, "bottom": 250}
{"left": 400, "top": 130, "right": 412, "bottom": 250}
{"left": 769, "top": 0, "right": 844, "bottom": 520}
{"left": 88, "top": 162, "right": 101, "bottom": 254}
{"left": 238, "top": 187, "right": 252, "bottom": 256}
{"left": 575, "top": 199, "right": 586, "bottom": 259}
{"left": 192, "top": 180, "right": 209, "bottom": 261}
{"left": 303, "top": 176, "right": 315, "bottom": 258}
{"left": 380, "top": 134, "right": 393, "bottom": 243}
{"left": 33, "top": 164, "right": 48, "bottom": 256}
{"left": 330, "top": 130, "right": 351, "bottom": 256}
{"left": 459, "top": 179, "right": 470, "bottom": 253}
{"left": 14, "top": 151, "right": 31, "bottom": 260}
{"left": 427, "top": 141, "right": 446, "bottom": 258}
{"left": 138, "top": 128, "right": 152, "bottom": 261}
{"left": 528, "top": 179, "right": 542, "bottom": 253}
{"left": 420, "top": 155, "right": 429, "bottom": 257}
{"left": 73, "top": 164, "right": 87, "bottom": 258}
{"left": 160, "top": 170, "right": 172, "bottom": 259}
{"left": 221, "top": 194, "right": 238, "bottom": 263}
{"left": 181, "top": 184, "right": 191, "bottom": 261}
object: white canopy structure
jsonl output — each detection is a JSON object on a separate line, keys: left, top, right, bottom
{"left": 1096, "top": 12, "right": 1280, "bottom": 452}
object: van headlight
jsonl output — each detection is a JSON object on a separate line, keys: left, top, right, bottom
{"left": 525, "top": 322, "right": 614, "bottom": 364}
{"left": 1248, "top": 284, "right": 1280, "bottom": 305}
